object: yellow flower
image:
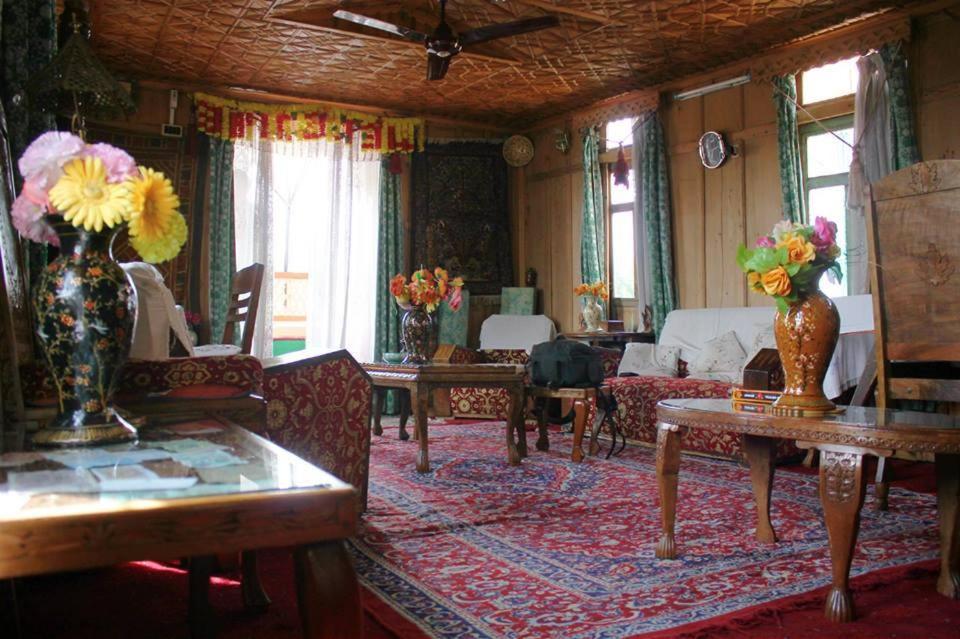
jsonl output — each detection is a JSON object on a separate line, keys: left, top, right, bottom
{"left": 747, "top": 271, "right": 764, "bottom": 293}
{"left": 48, "top": 157, "right": 129, "bottom": 232}
{"left": 126, "top": 167, "right": 181, "bottom": 242}
{"left": 130, "top": 211, "right": 187, "bottom": 263}
{"left": 785, "top": 236, "right": 816, "bottom": 264}
{"left": 761, "top": 266, "right": 792, "bottom": 296}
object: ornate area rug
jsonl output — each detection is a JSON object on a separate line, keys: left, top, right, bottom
{"left": 352, "top": 420, "right": 941, "bottom": 639}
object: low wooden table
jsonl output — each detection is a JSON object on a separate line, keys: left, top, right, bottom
{"left": 0, "top": 420, "right": 360, "bottom": 639}
{"left": 527, "top": 385, "right": 613, "bottom": 463}
{"left": 655, "top": 398, "right": 960, "bottom": 623}
{"left": 365, "top": 362, "right": 527, "bottom": 473}
{"left": 560, "top": 330, "right": 655, "bottom": 349}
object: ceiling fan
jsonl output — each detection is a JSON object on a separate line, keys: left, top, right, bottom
{"left": 333, "top": 0, "right": 560, "bottom": 80}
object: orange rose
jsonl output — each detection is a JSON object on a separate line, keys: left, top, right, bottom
{"left": 747, "top": 271, "right": 764, "bottom": 293}
{"left": 761, "top": 266, "right": 792, "bottom": 296}
{"left": 785, "top": 236, "right": 816, "bottom": 264}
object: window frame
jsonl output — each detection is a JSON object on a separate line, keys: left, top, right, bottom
{"left": 601, "top": 119, "right": 640, "bottom": 304}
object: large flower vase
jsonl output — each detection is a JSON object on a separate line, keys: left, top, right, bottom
{"left": 772, "top": 290, "right": 840, "bottom": 416}
{"left": 401, "top": 305, "right": 438, "bottom": 365}
{"left": 32, "top": 218, "right": 138, "bottom": 446}
{"left": 581, "top": 296, "right": 603, "bottom": 332}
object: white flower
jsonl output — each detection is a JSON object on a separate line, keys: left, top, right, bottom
{"left": 771, "top": 220, "right": 796, "bottom": 241}
{"left": 18, "top": 131, "right": 85, "bottom": 187}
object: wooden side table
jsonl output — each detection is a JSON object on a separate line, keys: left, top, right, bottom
{"left": 655, "top": 398, "right": 960, "bottom": 623}
{"left": 527, "top": 385, "right": 613, "bottom": 463}
{"left": 560, "top": 331, "right": 655, "bottom": 349}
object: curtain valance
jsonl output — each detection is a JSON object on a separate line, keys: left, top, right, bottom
{"left": 193, "top": 92, "right": 426, "bottom": 154}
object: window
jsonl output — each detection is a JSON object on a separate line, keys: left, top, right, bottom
{"left": 604, "top": 117, "right": 637, "bottom": 300}
{"left": 800, "top": 57, "right": 859, "bottom": 104}
{"left": 800, "top": 115, "right": 854, "bottom": 298}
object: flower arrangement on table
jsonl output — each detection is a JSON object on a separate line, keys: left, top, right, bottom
{"left": 573, "top": 280, "right": 609, "bottom": 332}
{"left": 12, "top": 131, "right": 187, "bottom": 262}
{"left": 736, "top": 217, "right": 842, "bottom": 313}
{"left": 390, "top": 267, "right": 464, "bottom": 313}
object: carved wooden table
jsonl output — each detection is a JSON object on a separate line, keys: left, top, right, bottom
{"left": 526, "top": 385, "right": 613, "bottom": 463}
{"left": 0, "top": 422, "right": 360, "bottom": 639}
{"left": 364, "top": 362, "right": 527, "bottom": 473}
{"left": 655, "top": 398, "right": 960, "bottom": 623}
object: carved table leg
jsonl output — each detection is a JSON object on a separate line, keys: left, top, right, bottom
{"left": 294, "top": 541, "right": 362, "bottom": 639}
{"left": 398, "top": 390, "right": 411, "bottom": 441}
{"left": 570, "top": 399, "right": 588, "bottom": 463}
{"left": 655, "top": 423, "right": 682, "bottom": 559}
{"left": 535, "top": 397, "right": 550, "bottom": 452}
{"left": 935, "top": 453, "right": 960, "bottom": 598}
{"left": 241, "top": 550, "right": 271, "bottom": 611}
{"left": 742, "top": 434, "right": 778, "bottom": 544}
{"left": 414, "top": 385, "right": 430, "bottom": 473}
{"left": 507, "top": 386, "right": 524, "bottom": 465}
{"left": 874, "top": 456, "right": 890, "bottom": 512}
{"left": 818, "top": 449, "right": 867, "bottom": 622}
{"left": 372, "top": 389, "right": 384, "bottom": 437}
{"left": 187, "top": 555, "right": 216, "bottom": 639}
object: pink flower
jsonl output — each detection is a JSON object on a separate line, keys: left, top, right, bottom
{"left": 447, "top": 287, "right": 463, "bottom": 312}
{"left": 755, "top": 236, "right": 776, "bottom": 248}
{"left": 18, "top": 131, "right": 85, "bottom": 185}
{"left": 812, "top": 216, "right": 838, "bottom": 250}
{"left": 82, "top": 143, "right": 137, "bottom": 182}
{"left": 11, "top": 195, "right": 59, "bottom": 246}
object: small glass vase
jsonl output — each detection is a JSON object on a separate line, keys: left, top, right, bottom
{"left": 771, "top": 289, "right": 841, "bottom": 416}
{"left": 581, "top": 296, "right": 603, "bottom": 332}
{"left": 400, "top": 305, "right": 438, "bottom": 365}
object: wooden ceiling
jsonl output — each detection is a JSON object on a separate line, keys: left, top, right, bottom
{"left": 90, "top": 0, "right": 915, "bottom": 126}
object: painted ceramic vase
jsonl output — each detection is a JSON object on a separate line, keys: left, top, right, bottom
{"left": 401, "top": 305, "right": 438, "bottom": 365}
{"left": 581, "top": 296, "right": 603, "bottom": 332}
{"left": 33, "top": 217, "right": 137, "bottom": 446}
{"left": 772, "top": 289, "right": 840, "bottom": 416}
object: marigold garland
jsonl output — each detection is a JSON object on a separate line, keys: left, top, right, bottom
{"left": 193, "top": 92, "right": 426, "bottom": 156}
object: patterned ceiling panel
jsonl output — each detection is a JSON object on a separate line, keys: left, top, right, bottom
{"left": 91, "top": 0, "right": 914, "bottom": 124}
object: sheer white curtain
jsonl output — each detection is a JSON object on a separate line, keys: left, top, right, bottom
{"left": 233, "top": 137, "right": 380, "bottom": 362}
{"left": 847, "top": 52, "right": 892, "bottom": 295}
{"left": 233, "top": 139, "right": 274, "bottom": 359}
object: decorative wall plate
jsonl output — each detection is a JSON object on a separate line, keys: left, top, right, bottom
{"left": 503, "top": 135, "right": 534, "bottom": 167}
{"left": 698, "top": 130, "right": 728, "bottom": 169}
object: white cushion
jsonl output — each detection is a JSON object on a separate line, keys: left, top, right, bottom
{"left": 193, "top": 344, "right": 242, "bottom": 357}
{"left": 688, "top": 331, "right": 746, "bottom": 383}
{"left": 617, "top": 343, "right": 680, "bottom": 377}
{"left": 479, "top": 314, "right": 556, "bottom": 353}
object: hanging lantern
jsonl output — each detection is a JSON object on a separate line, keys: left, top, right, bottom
{"left": 613, "top": 144, "right": 629, "bottom": 188}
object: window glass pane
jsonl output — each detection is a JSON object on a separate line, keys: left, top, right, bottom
{"left": 605, "top": 117, "right": 636, "bottom": 150}
{"left": 805, "top": 127, "right": 854, "bottom": 178}
{"left": 801, "top": 57, "right": 859, "bottom": 104}
{"left": 808, "top": 185, "right": 848, "bottom": 298}
{"left": 609, "top": 169, "right": 634, "bottom": 206}
{"left": 611, "top": 209, "right": 636, "bottom": 299}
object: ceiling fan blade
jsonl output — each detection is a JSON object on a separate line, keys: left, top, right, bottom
{"left": 459, "top": 15, "right": 559, "bottom": 46}
{"left": 426, "top": 53, "right": 451, "bottom": 81}
{"left": 332, "top": 9, "right": 428, "bottom": 43}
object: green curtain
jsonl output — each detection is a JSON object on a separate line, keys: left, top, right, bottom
{"left": 637, "top": 113, "right": 677, "bottom": 335}
{"left": 1, "top": 0, "right": 58, "bottom": 289}
{"left": 773, "top": 74, "right": 805, "bottom": 224}
{"left": 374, "top": 159, "right": 403, "bottom": 413}
{"left": 880, "top": 42, "right": 921, "bottom": 171}
{"left": 580, "top": 126, "right": 606, "bottom": 285}
{"left": 207, "top": 137, "right": 236, "bottom": 344}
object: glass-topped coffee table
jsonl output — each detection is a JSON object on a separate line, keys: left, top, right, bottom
{"left": 0, "top": 419, "right": 360, "bottom": 638}
{"left": 654, "top": 398, "right": 960, "bottom": 623}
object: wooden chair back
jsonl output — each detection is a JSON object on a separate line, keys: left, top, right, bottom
{"left": 222, "top": 263, "right": 265, "bottom": 355}
{"left": 866, "top": 160, "right": 960, "bottom": 408}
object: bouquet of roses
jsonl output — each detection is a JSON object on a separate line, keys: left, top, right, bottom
{"left": 11, "top": 131, "right": 187, "bottom": 263}
{"left": 390, "top": 267, "right": 464, "bottom": 313}
{"left": 737, "top": 217, "right": 842, "bottom": 313}
{"left": 573, "top": 280, "right": 609, "bottom": 301}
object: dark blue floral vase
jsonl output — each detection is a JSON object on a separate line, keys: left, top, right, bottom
{"left": 32, "top": 216, "right": 137, "bottom": 446}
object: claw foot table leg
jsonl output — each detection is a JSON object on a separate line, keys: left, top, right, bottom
{"left": 655, "top": 423, "right": 682, "bottom": 560}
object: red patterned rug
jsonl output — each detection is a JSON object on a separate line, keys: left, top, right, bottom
{"left": 354, "top": 420, "right": 946, "bottom": 638}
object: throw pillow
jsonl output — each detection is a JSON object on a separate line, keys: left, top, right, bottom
{"left": 617, "top": 343, "right": 681, "bottom": 377}
{"left": 688, "top": 330, "right": 747, "bottom": 383}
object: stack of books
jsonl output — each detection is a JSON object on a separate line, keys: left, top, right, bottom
{"left": 731, "top": 387, "right": 782, "bottom": 414}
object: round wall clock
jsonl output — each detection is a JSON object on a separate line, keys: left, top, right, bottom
{"left": 503, "top": 135, "right": 534, "bottom": 167}
{"left": 698, "top": 131, "right": 729, "bottom": 169}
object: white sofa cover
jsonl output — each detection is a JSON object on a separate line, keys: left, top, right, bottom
{"left": 479, "top": 314, "right": 556, "bottom": 353}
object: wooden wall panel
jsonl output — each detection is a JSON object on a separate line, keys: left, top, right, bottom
{"left": 913, "top": 12, "right": 960, "bottom": 162}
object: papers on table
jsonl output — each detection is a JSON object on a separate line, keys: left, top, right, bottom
{"left": 196, "top": 462, "right": 270, "bottom": 485}
{"left": 153, "top": 438, "right": 247, "bottom": 468}
{"left": 0, "top": 452, "right": 44, "bottom": 468}
{"left": 8, "top": 468, "right": 99, "bottom": 493}
{"left": 44, "top": 449, "right": 172, "bottom": 469}
{"left": 154, "top": 438, "right": 230, "bottom": 454}
{"left": 163, "top": 420, "right": 225, "bottom": 436}
{"left": 90, "top": 464, "right": 198, "bottom": 492}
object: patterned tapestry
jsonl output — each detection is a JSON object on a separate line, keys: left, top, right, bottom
{"left": 86, "top": 126, "right": 199, "bottom": 307}
{"left": 411, "top": 141, "right": 512, "bottom": 296}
